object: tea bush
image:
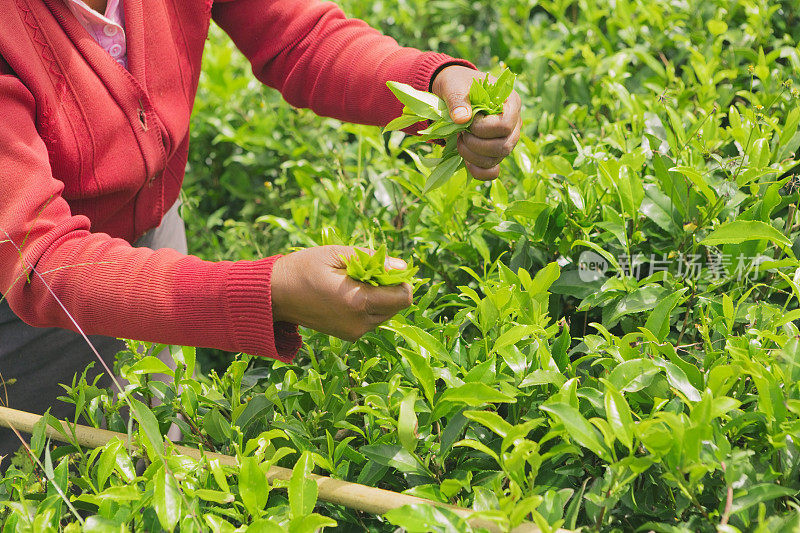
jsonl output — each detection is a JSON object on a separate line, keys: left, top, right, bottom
{"left": 4, "top": 0, "right": 800, "bottom": 531}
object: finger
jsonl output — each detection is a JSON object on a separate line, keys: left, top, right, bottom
{"left": 461, "top": 116, "right": 522, "bottom": 159}
{"left": 439, "top": 81, "right": 472, "bottom": 124}
{"left": 465, "top": 161, "right": 500, "bottom": 181}
{"left": 434, "top": 71, "right": 473, "bottom": 124}
{"left": 385, "top": 256, "right": 407, "bottom": 270}
{"left": 324, "top": 245, "right": 357, "bottom": 269}
{"left": 366, "top": 312, "right": 397, "bottom": 328}
{"left": 363, "top": 283, "right": 413, "bottom": 316}
{"left": 470, "top": 91, "right": 522, "bottom": 138}
{"left": 457, "top": 135, "right": 503, "bottom": 169}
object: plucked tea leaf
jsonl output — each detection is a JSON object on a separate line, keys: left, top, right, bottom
{"left": 386, "top": 69, "right": 516, "bottom": 192}
{"left": 386, "top": 81, "right": 444, "bottom": 120}
{"left": 342, "top": 245, "right": 418, "bottom": 286}
{"left": 385, "top": 112, "right": 425, "bottom": 132}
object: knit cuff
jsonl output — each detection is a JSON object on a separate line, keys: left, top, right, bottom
{"left": 408, "top": 52, "right": 477, "bottom": 93}
{"left": 226, "top": 255, "right": 302, "bottom": 363}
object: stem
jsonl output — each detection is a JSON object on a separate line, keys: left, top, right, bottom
{"left": 677, "top": 285, "right": 696, "bottom": 345}
{"left": 731, "top": 109, "right": 757, "bottom": 184}
{"left": 720, "top": 462, "right": 733, "bottom": 527}
{"left": 676, "top": 478, "right": 710, "bottom": 521}
{"left": 175, "top": 403, "right": 216, "bottom": 451}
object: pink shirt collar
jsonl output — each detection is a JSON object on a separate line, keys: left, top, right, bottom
{"left": 64, "top": 0, "right": 128, "bottom": 69}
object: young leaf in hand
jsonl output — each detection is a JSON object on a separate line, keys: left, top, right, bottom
{"left": 385, "top": 69, "right": 517, "bottom": 193}
{"left": 342, "top": 245, "right": 418, "bottom": 286}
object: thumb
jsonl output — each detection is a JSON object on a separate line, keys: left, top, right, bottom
{"left": 446, "top": 92, "right": 472, "bottom": 124}
{"left": 438, "top": 80, "right": 472, "bottom": 124}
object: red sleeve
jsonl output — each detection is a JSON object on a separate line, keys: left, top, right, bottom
{"left": 0, "top": 73, "right": 301, "bottom": 362}
{"left": 211, "top": 0, "right": 475, "bottom": 127}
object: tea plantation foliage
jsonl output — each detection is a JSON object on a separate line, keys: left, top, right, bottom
{"left": 4, "top": 0, "right": 800, "bottom": 531}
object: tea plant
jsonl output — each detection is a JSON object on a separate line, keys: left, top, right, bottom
{"left": 4, "top": 0, "right": 800, "bottom": 531}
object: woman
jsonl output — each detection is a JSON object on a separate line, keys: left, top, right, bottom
{"left": 0, "top": 0, "right": 521, "bottom": 454}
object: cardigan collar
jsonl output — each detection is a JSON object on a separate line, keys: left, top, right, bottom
{"left": 41, "top": 0, "right": 146, "bottom": 91}
{"left": 35, "top": 0, "right": 168, "bottom": 184}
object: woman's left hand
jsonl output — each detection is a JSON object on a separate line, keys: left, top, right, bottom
{"left": 431, "top": 65, "right": 522, "bottom": 181}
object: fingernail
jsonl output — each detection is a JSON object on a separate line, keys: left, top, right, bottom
{"left": 386, "top": 258, "right": 407, "bottom": 270}
{"left": 452, "top": 106, "right": 471, "bottom": 121}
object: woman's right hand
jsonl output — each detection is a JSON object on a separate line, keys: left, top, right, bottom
{"left": 270, "top": 246, "right": 413, "bottom": 341}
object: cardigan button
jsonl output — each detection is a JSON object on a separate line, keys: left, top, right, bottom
{"left": 137, "top": 108, "right": 148, "bottom": 131}
{"left": 103, "top": 24, "right": 118, "bottom": 37}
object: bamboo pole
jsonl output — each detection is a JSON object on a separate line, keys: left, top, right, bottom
{"left": 0, "top": 406, "right": 562, "bottom": 533}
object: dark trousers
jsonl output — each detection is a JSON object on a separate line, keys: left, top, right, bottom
{"left": 0, "top": 202, "right": 187, "bottom": 456}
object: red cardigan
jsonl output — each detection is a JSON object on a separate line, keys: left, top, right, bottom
{"left": 0, "top": 0, "right": 472, "bottom": 361}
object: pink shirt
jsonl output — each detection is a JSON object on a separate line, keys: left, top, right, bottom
{"left": 64, "top": 0, "right": 127, "bottom": 69}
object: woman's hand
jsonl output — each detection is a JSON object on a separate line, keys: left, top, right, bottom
{"left": 431, "top": 65, "right": 522, "bottom": 181}
{"left": 271, "top": 246, "right": 413, "bottom": 341}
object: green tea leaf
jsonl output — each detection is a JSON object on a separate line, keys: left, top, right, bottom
{"left": 729, "top": 483, "right": 796, "bottom": 515}
{"left": 608, "top": 359, "right": 659, "bottom": 393}
{"left": 342, "top": 245, "right": 418, "bottom": 286}
{"left": 601, "top": 379, "right": 634, "bottom": 450}
{"left": 288, "top": 515, "right": 338, "bottom": 533}
{"left": 385, "top": 112, "right": 425, "bottom": 132}
{"left": 422, "top": 154, "right": 463, "bottom": 194}
{"left": 386, "top": 81, "right": 443, "bottom": 120}
{"left": 463, "top": 410, "right": 513, "bottom": 438}
{"left": 644, "top": 288, "right": 688, "bottom": 342}
{"left": 671, "top": 166, "right": 716, "bottom": 205}
{"left": 700, "top": 220, "right": 792, "bottom": 247}
{"left": 154, "top": 465, "right": 181, "bottom": 532}
{"left": 385, "top": 322, "right": 448, "bottom": 360}
{"left": 397, "top": 347, "right": 436, "bottom": 405}
{"left": 491, "top": 69, "right": 516, "bottom": 106}
{"left": 240, "top": 456, "right": 269, "bottom": 518}
{"left": 129, "top": 398, "right": 163, "bottom": 457}
{"left": 540, "top": 403, "right": 610, "bottom": 460}
{"left": 195, "top": 489, "right": 235, "bottom": 504}
{"left": 384, "top": 503, "right": 472, "bottom": 533}
{"left": 127, "top": 356, "right": 173, "bottom": 376}
{"left": 289, "top": 451, "right": 317, "bottom": 519}
{"left": 780, "top": 107, "right": 800, "bottom": 148}
{"left": 438, "top": 383, "right": 516, "bottom": 406}
{"left": 360, "top": 445, "right": 428, "bottom": 476}
{"left": 468, "top": 79, "right": 492, "bottom": 109}
{"left": 398, "top": 390, "right": 419, "bottom": 453}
